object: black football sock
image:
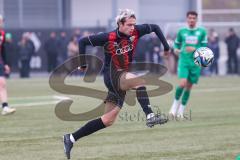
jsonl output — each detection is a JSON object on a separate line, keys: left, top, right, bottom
{"left": 136, "top": 86, "right": 153, "bottom": 116}
{"left": 2, "top": 102, "right": 8, "bottom": 108}
{"left": 72, "top": 118, "right": 106, "bottom": 141}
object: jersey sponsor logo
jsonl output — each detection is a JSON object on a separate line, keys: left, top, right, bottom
{"left": 195, "top": 31, "right": 201, "bottom": 36}
{"left": 185, "top": 36, "right": 198, "bottom": 44}
{"left": 116, "top": 44, "right": 133, "bottom": 55}
{"left": 129, "top": 36, "right": 135, "bottom": 42}
{"left": 104, "top": 40, "right": 134, "bottom": 55}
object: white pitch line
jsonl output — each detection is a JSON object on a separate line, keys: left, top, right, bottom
{"left": 8, "top": 95, "right": 64, "bottom": 107}
{"left": 9, "top": 95, "right": 71, "bottom": 100}
{"left": 11, "top": 101, "right": 59, "bottom": 107}
{"left": 9, "top": 95, "right": 53, "bottom": 100}
{"left": 193, "top": 87, "right": 240, "bottom": 93}
{"left": 7, "top": 87, "right": 240, "bottom": 108}
{"left": 53, "top": 95, "right": 71, "bottom": 100}
{"left": 10, "top": 95, "right": 71, "bottom": 107}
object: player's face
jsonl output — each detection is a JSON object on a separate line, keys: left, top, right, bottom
{"left": 119, "top": 17, "right": 136, "bottom": 36}
{"left": 187, "top": 14, "right": 197, "bottom": 28}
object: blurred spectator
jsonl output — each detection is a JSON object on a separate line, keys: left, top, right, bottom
{"left": 152, "top": 46, "right": 162, "bottom": 73}
{"left": 4, "top": 33, "right": 17, "bottom": 77}
{"left": 58, "top": 31, "right": 68, "bottom": 65}
{"left": 27, "top": 32, "right": 42, "bottom": 70}
{"left": 18, "top": 33, "right": 35, "bottom": 78}
{"left": 208, "top": 28, "right": 220, "bottom": 75}
{"left": 225, "top": 28, "right": 239, "bottom": 74}
{"left": 165, "top": 35, "right": 177, "bottom": 74}
{"left": 27, "top": 32, "right": 41, "bottom": 53}
{"left": 142, "top": 33, "right": 159, "bottom": 71}
{"left": 145, "top": 33, "right": 155, "bottom": 62}
{"left": 67, "top": 35, "right": 79, "bottom": 58}
{"left": 135, "top": 38, "right": 146, "bottom": 62}
{"left": 73, "top": 28, "right": 81, "bottom": 38}
{"left": 65, "top": 35, "right": 79, "bottom": 75}
{"left": 44, "top": 32, "right": 58, "bottom": 72}
{"left": 152, "top": 34, "right": 162, "bottom": 62}
{"left": 83, "top": 31, "right": 99, "bottom": 74}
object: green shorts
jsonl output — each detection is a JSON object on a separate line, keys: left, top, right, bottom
{"left": 177, "top": 62, "right": 201, "bottom": 84}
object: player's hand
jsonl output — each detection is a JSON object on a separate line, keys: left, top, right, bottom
{"left": 185, "top": 46, "right": 196, "bottom": 53}
{"left": 163, "top": 51, "right": 170, "bottom": 58}
{"left": 174, "top": 49, "right": 181, "bottom": 55}
{"left": 4, "top": 65, "right": 11, "bottom": 74}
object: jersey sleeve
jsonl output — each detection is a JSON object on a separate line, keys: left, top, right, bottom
{"left": 174, "top": 29, "right": 182, "bottom": 50}
{"left": 79, "top": 32, "right": 108, "bottom": 53}
{"left": 135, "top": 24, "right": 170, "bottom": 51}
{"left": 201, "top": 28, "right": 208, "bottom": 47}
{"left": 78, "top": 32, "right": 108, "bottom": 67}
{"left": 135, "top": 24, "right": 152, "bottom": 37}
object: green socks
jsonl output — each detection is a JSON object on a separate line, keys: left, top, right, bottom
{"left": 175, "top": 86, "right": 191, "bottom": 105}
{"left": 175, "top": 86, "right": 184, "bottom": 100}
{"left": 181, "top": 90, "right": 190, "bottom": 105}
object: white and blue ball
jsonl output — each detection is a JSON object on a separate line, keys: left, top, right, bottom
{"left": 193, "top": 47, "right": 214, "bottom": 67}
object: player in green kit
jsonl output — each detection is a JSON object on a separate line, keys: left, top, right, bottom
{"left": 169, "top": 11, "right": 207, "bottom": 118}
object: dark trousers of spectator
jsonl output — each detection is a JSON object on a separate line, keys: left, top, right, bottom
{"left": 47, "top": 53, "right": 57, "bottom": 72}
{"left": 20, "top": 59, "right": 30, "bottom": 78}
{"left": 227, "top": 50, "right": 238, "bottom": 74}
{"left": 210, "top": 58, "right": 218, "bottom": 75}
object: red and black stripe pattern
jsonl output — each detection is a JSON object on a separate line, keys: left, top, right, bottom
{"left": 105, "top": 29, "right": 139, "bottom": 70}
{"left": 78, "top": 24, "right": 169, "bottom": 71}
{"left": 0, "top": 30, "right": 6, "bottom": 64}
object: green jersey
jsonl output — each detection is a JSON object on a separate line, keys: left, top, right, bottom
{"left": 174, "top": 27, "right": 208, "bottom": 64}
{"left": 174, "top": 26, "right": 207, "bottom": 84}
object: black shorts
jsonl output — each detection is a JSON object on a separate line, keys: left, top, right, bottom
{"left": 103, "top": 69, "right": 126, "bottom": 108}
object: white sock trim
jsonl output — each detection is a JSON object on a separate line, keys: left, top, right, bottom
{"left": 178, "top": 104, "right": 186, "bottom": 115}
{"left": 70, "top": 134, "right": 76, "bottom": 143}
{"left": 169, "top": 99, "right": 180, "bottom": 115}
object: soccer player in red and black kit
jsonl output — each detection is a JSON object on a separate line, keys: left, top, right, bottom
{"left": 63, "top": 9, "right": 170, "bottom": 159}
{"left": 0, "top": 15, "right": 16, "bottom": 115}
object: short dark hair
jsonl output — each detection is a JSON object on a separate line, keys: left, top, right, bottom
{"left": 186, "top": 11, "right": 198, "bottom": 17}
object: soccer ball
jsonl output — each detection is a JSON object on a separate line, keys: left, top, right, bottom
{"left": 193, "top": 47, "right": 214, "bottom": 67}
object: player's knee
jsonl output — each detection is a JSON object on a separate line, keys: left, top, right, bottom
{"left": 101, "top": 111, "right": 118, "bottom": 127}
{"left": 186, "top": 83, "right": 193, "bottom": 90}
{"left": 0, "top": 80, "right": 6, "bottom": 89}
{"left": 102, "top": 117, "right": 116, "bottom": 127}
{"left": 139, "top": 79, "right": 146, "bottom": 86}
{"left": 130, "top": 78, "right": 146, "bottom": 89}
{"left": 179, "top": 81, "right": 187, "bottom": 88}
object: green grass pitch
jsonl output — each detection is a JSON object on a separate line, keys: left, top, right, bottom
{"left": 0, "top": 76, "right": 239, "bottom": 160}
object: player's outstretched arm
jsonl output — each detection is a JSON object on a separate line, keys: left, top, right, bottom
{"left": 149, "top": 24, "right": 170, "bottom": 52}
{"left": 173, "top": 29, "right": 182, "bottom": 56}
{"left": 78, "top": 33, "right": 108, "bottom": 69}
{"left": 136, "top": 24, "right": 169, "bottom": 52}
